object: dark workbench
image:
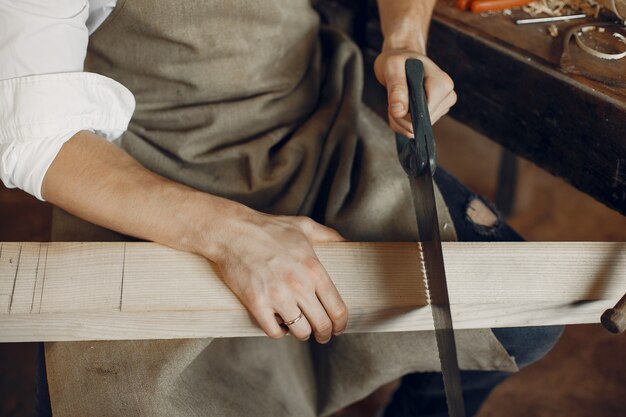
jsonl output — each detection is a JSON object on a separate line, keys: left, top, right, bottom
{"left": 358, "top": 1, "right": 626, "bottom": 215}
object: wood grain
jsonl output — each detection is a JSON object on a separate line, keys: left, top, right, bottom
{"left": 0, "top": 242, "right": 624, "bottom": 342}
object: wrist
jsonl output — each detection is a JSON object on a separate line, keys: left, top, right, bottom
{"left": 382, "top": 17, "right": 428, "bottom": 54}
{"left": 182, "top": 192, "right": 250, "bottom": 261}
{"left": 382, "top": 8, "right": 431, "bottom": 54}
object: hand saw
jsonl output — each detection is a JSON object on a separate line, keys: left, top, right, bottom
{"left": 396, "top": 59, "right": 466, "bottom": 417}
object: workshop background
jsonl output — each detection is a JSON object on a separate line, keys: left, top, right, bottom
{"left": 2, "top": 0, "right": 626, "bottom": 416}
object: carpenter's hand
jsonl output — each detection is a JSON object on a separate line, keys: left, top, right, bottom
{"left": 207, "top": 208, "right": 348, "bottom": 344}
{"left": 374, "top": 50, "right": 456, "bottom": 137}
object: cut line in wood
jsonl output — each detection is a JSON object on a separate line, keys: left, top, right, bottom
{"left": 0, "top": 242, "right": 624, "bottom": 342}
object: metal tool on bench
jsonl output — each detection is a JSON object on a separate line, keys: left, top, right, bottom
{"left": 396, "top": 59, "right": 466, "bottom": 417}
{"left": 515, "top": 14, "right": 587, "bottom": 25}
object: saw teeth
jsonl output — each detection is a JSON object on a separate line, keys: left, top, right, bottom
{"left": 418, "top": 242, "right": 432, "bottom": 305}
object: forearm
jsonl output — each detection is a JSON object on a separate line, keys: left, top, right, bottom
{"left": 42, "top": 130, "right": 348, "bottom": 342}
{"left": 376, "top": 0, "right": 437, "bottom": 53}
{"left": 41, "top": 130, "right": 241, "bottom": 259}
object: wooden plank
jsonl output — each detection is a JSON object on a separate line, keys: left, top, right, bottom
{"left": 0, "top": 242, "right": 624, "bottom": 342}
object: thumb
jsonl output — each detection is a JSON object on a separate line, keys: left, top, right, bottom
{"left": 385, "top": 69, "right": 409, "bottom": 119}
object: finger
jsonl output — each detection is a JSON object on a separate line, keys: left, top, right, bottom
{"left": 430, "top": 90, "right": 457, "bottom": 125}
{"left": 296, "top": 217, "right": 346, "bottom": 242}
{"left": 384, "top": 59, "right": 410, "bottom": 119}
{"left": 393, "top": 114, "right": 415, "bottom": 136}
{"left": 303, "top": 258, "right": 348, "bottom": 336}
{"left": 422, "top": 62, "right": 454, "bottom": 116}
{"left": 275, "top": 304, "right": 312, "bottom": 342}
{"left": 389, "top": 116, "right": 413, "bottom": 138}
{"left": 255, "top": 307, "right": 288, "bottom": 339}
{"left": 316, "top": 277, "right": 348, "bottom": 336}
{"left": 298, "top": 295, "right": 334, "bottom": 344}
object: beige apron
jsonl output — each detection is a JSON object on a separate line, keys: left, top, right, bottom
{"left": 45, "top": 1, "right": 517, "bottom": 415}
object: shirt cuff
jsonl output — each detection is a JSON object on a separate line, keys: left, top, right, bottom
{"left": 0, "top": 72, "right": 135, "bottom": 200}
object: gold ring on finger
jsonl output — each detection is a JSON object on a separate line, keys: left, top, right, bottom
{"left": 282, "top": 311, "right": 304, "bottom": 326}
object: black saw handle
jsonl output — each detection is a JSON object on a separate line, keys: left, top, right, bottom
{"left": 396, "top": 59, "right": 437, "bottom": 178}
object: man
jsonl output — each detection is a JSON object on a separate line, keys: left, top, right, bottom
{"left": 0, "top": 0, "right": 562, "bottom": 415}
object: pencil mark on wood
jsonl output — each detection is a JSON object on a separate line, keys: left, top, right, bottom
{"left": 119, "top": 243, "right": 127, "bottom": 312}
{"left": 30, "top": 244, "right": 43, "bottom": 313}
{"left": 38, "top": 245, "right": 50, "bottom": 314}
{"left": 0, "top": 243, "right": 3, "bottom": 313}
{"left": 8, "top": 245, "right": 23, "bottom": 313}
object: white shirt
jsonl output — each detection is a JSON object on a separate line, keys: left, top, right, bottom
{"left": 0, "top": 0, "right": 134, "bottom": 200}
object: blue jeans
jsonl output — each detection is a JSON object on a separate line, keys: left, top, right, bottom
{"left": 383, "top": 169, "right": 564, "bottom": 417}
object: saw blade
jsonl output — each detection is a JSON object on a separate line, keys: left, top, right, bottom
{"left": 409, "top": 171, "right": 466, "bottom": 417}
{"left": 403, "top": 58, "right": 466, "bottom": 417}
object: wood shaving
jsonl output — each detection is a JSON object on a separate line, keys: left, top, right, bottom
{"left": 548, "top": 24, "right": 560, "bottom": 37}
{"left": 522, "top": 0, "right": 601, "bottom": 17}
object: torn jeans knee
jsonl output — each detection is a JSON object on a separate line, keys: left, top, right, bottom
{"left": 464, "top": 195, "right": 503, "bottom": 237}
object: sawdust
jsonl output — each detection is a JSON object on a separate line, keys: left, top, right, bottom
{"left": 548, "top": 24, "right": 560, "bottom": 37}
{"left": 522, "top": 0, "right": 601, "bottom": 17}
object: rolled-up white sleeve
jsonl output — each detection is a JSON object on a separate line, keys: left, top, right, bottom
{"left": 0, "top": 0, "right": 135, "bottom": 200}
